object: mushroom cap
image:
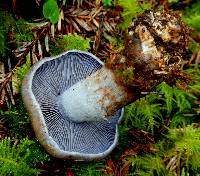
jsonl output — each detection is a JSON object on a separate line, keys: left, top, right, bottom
{"left": 22, "top": 50, "right": 124, "bottom": 160}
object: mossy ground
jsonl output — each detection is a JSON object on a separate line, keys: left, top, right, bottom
{"left": 0, "top": 0, "right": 200, "bottom": 175}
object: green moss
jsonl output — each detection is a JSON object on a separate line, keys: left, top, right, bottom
{"left": 14, "top": 20, "right": 34, "bottom": 46}
{"left": 182, "top": 1, "right": 200, "bottom": 32}
{"left": 121, "top": 66, "right": 200, "bottom": 175}
{"left": 71, "top": 161, "right": 104, "bottom": 176}
{"left": 0, "top": 98, "right": 50, "bottom": 175}
{"left": 160, "top": 125, "right": 200, "bottom": 174}
{"left": 13, "top": 53, "right": 31, "bottom": 92}
{"left": 188, "top": 41, "right": 199, "bottom": 53}
{"left": 124, "top": 94, "right": 161, "bottom": 133}
{"left": 0, "top": 98, "right": 32, "bottom": 139}
{"left": 167, "top": 126, "right": 200, "bottom": 156}
{"left": 0, "top": 138, "right": 49, "bottom": 176}
{"left": 123, "top": 125, "right": 200, "bottom": 175}
{"left": 18, "top": 138, "right": 50, "bottom": 165}
{"left": 127, "top": 154, "right": 171, "bottom": 176}
{"left": 50, "top": 34, "right": 90, "bottom": 55}
{"left": 123, "top": 66, "right": 200, "bottom": 133}
{"left": 0, "top": 11, "right": 34, "bottom": 61}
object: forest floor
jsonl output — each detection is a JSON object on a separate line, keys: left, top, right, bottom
{"left": 0, "top": 0, "right": 200, "bottom": 175}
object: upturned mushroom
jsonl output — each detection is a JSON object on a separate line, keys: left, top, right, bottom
{"left": 22, "top": 50, "right": 124, "bottom": 160}
{"left": 22, "top": 11, "right": 189, "bottom": 160}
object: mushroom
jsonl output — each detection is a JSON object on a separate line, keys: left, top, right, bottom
{"left": 22, "top": 50, "right": 124, "bottom": 160}
{"left": 22, "top": 11, "right": 189, "bottom": 161}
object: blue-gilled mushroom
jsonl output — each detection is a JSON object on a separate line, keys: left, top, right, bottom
{"left": 22, "top": 50, "right": 124, "bottom": 160}
{"left": 22, "top": 11, "right": 188, "bottom": 160}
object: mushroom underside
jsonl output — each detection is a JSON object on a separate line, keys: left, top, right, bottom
{"left": 31, "top": 51, "right": 123, "bottom": 156}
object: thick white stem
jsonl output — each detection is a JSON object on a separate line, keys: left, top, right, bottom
{"left": 58, "top": 66, "right": 128, "bottom": 122}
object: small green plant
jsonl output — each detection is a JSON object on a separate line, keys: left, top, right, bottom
{"left": 43, "top": 0, "right": 59, "bottom": 24}
{"left": 0, "top": 138, "right": 47, "bottom": 176}
{"left": 102, "top": 0, "right": 113, "bottom": 7}
{"left": 118, "top": 0, "right": 151, "bottom": 30}
{"left": 50, "top": 33, "right": 90, "bottom": 55}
